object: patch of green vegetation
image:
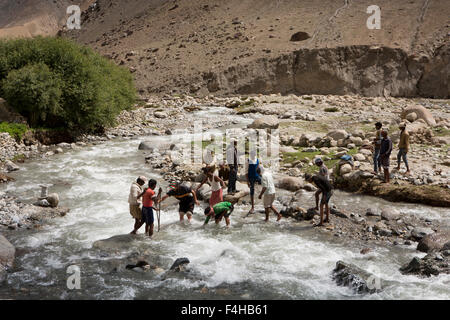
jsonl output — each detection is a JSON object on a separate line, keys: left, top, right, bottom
{"left": 0, "top": 37, "right": 136, "bottom": 133}
{"left": 282, "top": 147, "right": 359, "bottom": 174}
{"left": 280, "top": 120, "right": 329, "bottom": 133}
{"left": 433, "top": 127, "right": 450, "bottom": 137}
{"left": 0, "top": 122, "right": 28, "bottom": 141}
{"left": 12, "top": 153, "right": 25, "bottom": 162}
{"left": 324, "top": 107, "right": 339, "bottom": 112}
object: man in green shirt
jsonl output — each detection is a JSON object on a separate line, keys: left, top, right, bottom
{"left": 204, "top": 202, "right": 234, "bottom": 227}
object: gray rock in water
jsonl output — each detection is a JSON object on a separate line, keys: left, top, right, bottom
{"left": 138, "top": 142, "right": 153, "bottom": 151}
{"left": 411, "top": 227, "right": 434, "bottom": 241}
{"left": 46, "top": 193, "right": 59, "bottom": 208}
{"left": 366, "top": 208, "right": 381, "bottom": 217}
{"left": 0, "top": 234, "right": 15, "bottom": 281}
{"left": 170, "top": 257, "right": 190, "bottom": 271}
{"left": 92, "top": 234, "right": 138, "bottom": 252}
{"left": 417, "top": 232, "right": 450, "bottom": 253}
{"left": 400, "top": 252, "right": 449, "bottom": 277}
{"left": 333, "top": 261, "right": 380, "bottom": 294}
{"left": 381, "top": 208, "right": 400, "bottom": 221}
{"left": 5, "top": 160, "right": 19, "bottom": 172}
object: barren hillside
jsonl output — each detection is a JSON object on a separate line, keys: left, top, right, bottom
{"left": 2, "top": 0, "right": 449, "bottom": 97}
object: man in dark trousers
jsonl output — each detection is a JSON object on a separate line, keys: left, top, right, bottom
{"left": 305, "top": 173, "right": 333, "bottom": 227}
{"left": 372, "top": 122, "right": 383, "bottom": 175}
{"left": 226, "top": 139, "right": 239, "bottom": 194}
{"left": 379, "top": 130, "right": 393, "bottom": 183}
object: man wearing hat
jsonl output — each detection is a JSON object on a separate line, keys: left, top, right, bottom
{"left": 397, "top": 122, "right": 411, "bottom": 174}
{"left": 314, "top": 158, "right": 329, "bottom": 211}
{"left": 128, "top": 176, "right": 147, "bottom": 234}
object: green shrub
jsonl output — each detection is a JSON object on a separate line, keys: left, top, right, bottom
{"left": 0, "top": 37, "right": 136, "bottom": 133}
{"left": 0, "top": 122, "right": 29, "bottom": 141}
{"left": 324, "top": 107, "right": 339, "bottom": 112}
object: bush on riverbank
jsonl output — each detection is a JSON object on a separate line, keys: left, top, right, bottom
{"left": 0, "top": 122, "right": 28, "bottom": 142}
{"left": 0, "top": 37, "right": 136, "bottom": 133}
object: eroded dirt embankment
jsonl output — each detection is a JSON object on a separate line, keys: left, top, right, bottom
{"left": 200, "top": 44, "right": 449, "bottom": 98}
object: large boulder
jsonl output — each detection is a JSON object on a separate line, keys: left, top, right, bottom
{"left": 327, "top": 130, "right": 348, "bottom": 141}
{"left": 381, "top": 208, "right": 400, "bottom": 221}
{"left": 339, "top": 164, "right": 352, "bottom": 175}
{"left": 417, "top": 231, "right": 450, "bottom": 253}
{"left": 411, "top": 227, "right": 435, "bottom": 241}
{"left": 5, "top": 160, "right": 19, "bottom": 172}
{"left": 401, "top": 105, "right": 436, "bottom": 126}
{"left": 138, "top": 142, "right": 153, "bottom": 151}
{"left": 247, "top": 115, "right": 279, "bottom": 130}
{"left": 400, "top": 252, "right": 449, "bottom": 277}
{"left": 92, "top": 234, "right": 138, "bottom": 253}
{"left": 0, "top": 234, "right": 15, "bottom": 281}
{"left": 46, "top": 193, "right": 59, "bottom": 208}
{"left": 333, "top": 261, "right": 380, "bottom": 294}
{"left": 276, "top": 176, "right": 304, "bottom": 192}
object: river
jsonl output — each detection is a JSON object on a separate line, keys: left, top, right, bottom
{"left": 0, "top": 108, "right": 449, "bottom": 300}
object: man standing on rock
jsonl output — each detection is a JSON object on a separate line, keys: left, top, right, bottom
{"left": 160, "top": 182, "right": 200, "bottom": 223}
{"left": 257, "top": 166, "right": 281, "bottom": 222}
{"left": 128, "top": 176, "right": 146, "bottom": 234}
{"left": 372, "top": 122, "right": 383, "bottom": 175}
{"left": 304, "top": 173, "right": 333, "bottom": 227}
{"left": 226, "top": 139, "right": 239, "bottom": 195}
{"left": 379, "top": 130, "right": 393, "bottom": 183}
{"left": 396, "top": 122, "right": 411, "bottom": 175}
{"left": 313, "top": 158, "right": 329, "bottom": 211}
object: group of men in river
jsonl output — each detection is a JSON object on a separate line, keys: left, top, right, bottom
{"left": 128, "top": 122, "right": 411, "bottom": 236}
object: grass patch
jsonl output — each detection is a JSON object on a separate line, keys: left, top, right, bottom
{"left": 324, "top": 107, "right": 339, "bottom": 112}
{"left": 433, "top": 127, "right": 450, "bottom": 137}
{"left": 280, "top": 120, "right": 329, "bottom": 133}
{"left": 0, "top": 122, "right": 28, "bottom": 141}
{"left": 12, "top": 153, "right": 26, "bottom": 162}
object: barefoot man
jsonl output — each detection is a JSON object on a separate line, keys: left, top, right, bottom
{"left": 396, "top": 122, "right": 410, "bottom": 174}
{"left": 313, "top": 158, "right": 329, "bottom": 211}
{"left": 257, "top": 166, "right": 281, "bottom": 222}
{"left": 304, "top": 173, "right": 333, "bottom": 226}
{"left": 379, "top": 130, "right": 393, "bottom": 183}
{"left": 128, "top": 176, "right": 146, "bottom": 234}
{"left": 160, "top": 182, "right": 200, "bottom": 223}
{"left": 204, "top": 201, "right": 234, "bottom": 227}
{"left": 137, "top": 179, "right": 161, "bottom": 237}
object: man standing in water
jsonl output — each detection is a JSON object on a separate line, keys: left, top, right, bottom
{"left": 372, "top": 122, "right": 383, "bottom": 175}
{"left": 396, "top": 122, "right": 411, "bottom": 175}
{"left": 128, "top": 176, "right": 146, "bottom": 234}
{"left": 257, "top": 166, "right": 281, "bottom": 222}
{"left": 160, "top": 182, "right": 200, "bottom": 223}
{"left": 304, "top": 173, "right": 333, "bottom": 227}
{"left": 226, "top": 139, "right": 239, "bottom": 195}
{"left": 204, "top": 201, "right": 234, "bottom": 227}
{"left": 313, "top": 158, "right": 329, "bottom": 211}
{"left": 246, "top": 150, "right": 261, "bottom": 215}
{"left": 138, "top": 179, "right": 161, "bottom": 237}
{"left": 379, "top": 130, "right": 393, "bottom": 183}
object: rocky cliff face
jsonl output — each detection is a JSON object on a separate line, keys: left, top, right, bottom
{"left": 200, "top": 44, "right": 449, "bottom": 98}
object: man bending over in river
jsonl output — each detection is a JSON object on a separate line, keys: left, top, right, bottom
{"left": 137, "top": 179, "right": 161, "bottom": 237}
{"left": 160, "top": 182, "right": 200, "bottom": 223}
{"left": 304, "top": 173, "right": 333, "bottom": 227}
{"left": 204, "top": 201, "right": 234, "bottom": 227}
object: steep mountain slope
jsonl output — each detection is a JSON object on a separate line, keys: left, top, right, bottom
{"left": 2, "top": 0, "right": 449, "bottom": 97}
{"left": 0, "top": 0, "right": 94, "bottom": 38}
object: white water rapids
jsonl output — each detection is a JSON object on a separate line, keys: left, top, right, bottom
{"left": 0, "top": 108, "right": 449, "bottom": 300}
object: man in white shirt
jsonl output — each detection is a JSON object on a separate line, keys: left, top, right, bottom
{"left": 257, "top": 166, "right": 281, "bottom": 222}
{"left": 128, "top": 176, "right": 146, "bottom": 234}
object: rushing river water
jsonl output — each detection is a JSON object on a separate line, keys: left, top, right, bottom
{"left": 1, "top": 108, "right": 449, "bottom": 300}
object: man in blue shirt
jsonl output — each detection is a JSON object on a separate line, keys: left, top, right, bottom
{"left": 246, "top": 150, "right": 261, "bottom": 215}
